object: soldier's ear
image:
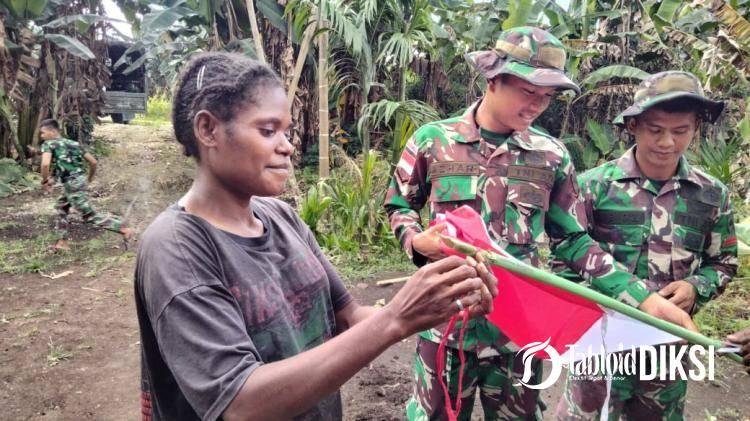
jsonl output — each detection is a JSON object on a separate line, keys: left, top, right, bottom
{"left": 625, "top": 117, "right": 638, "bottom": 134}
{"left": 487, "top": 76, "right": 500, "bottom": 92}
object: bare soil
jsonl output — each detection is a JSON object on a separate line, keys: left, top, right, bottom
{"left": 1, "top": 123, "right": 748, "bottom": 420}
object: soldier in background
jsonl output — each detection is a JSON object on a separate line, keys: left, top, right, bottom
{"left": 384, "top": 27, "right": 697, "bottom": 420}
{"left": 38, "top": 119, "right": 134, "bottom": 250}
{"left": 554, "top": 71, "right": 738, "bottom": 420}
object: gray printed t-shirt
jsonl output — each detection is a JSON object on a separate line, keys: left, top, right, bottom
{"left": 135, "top": 197, "right": 353, "bottom": 421}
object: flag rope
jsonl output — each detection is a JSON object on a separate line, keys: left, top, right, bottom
{"left": 436, "top": 310, "right": 469, "bottom": 421}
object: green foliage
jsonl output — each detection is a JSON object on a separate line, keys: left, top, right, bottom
{"left": 42, "top": 33, "right": 95, "bottom": 60}
{"left": 502, "top": 0, "right": 539, "bottom": 30}
{"left": 299, "top": 182, "right": 332, "bottom": 235}
{"left": 573, "top": 118, "right": 628, "bottom": 171}
{"left": 688, "top": 135, "right": 748, "bottom": 187}
{"left": 298, "top": 150, "right": 400, "bottom": 263}
{"left": 133, "top": 93, "right": 172, "bottom": 125}
{"left": 694, "top": 277, "right": 750, "bottom": 339}
{"left": 88, "top": 136, "right": 113, "bottom": 158}
{"left": 4, "top": 0, "right": 48, "bottom": 19}
{"left": 580, "top": 65, "right": 651, "bottom": 90}
{"left": 0, "top": 159, "right": 38, "bottom": 198}
{"left": 695, "top": 218, "right": 750, "bottom": 339}
{"left": 357, "top": 99, "right": 441, "bottom": 164}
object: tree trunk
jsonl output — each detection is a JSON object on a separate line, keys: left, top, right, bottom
{"left": 287, "top": 15, "right": 318, "bottom": 104}
{"left": 245, "top": 0, "right": 267, "bottom": 63}
{"left": 398, "top": 67, "right": 406, "bottom": 102}
{"left": 318, "top": 17, "right": 330, "bottom": 179}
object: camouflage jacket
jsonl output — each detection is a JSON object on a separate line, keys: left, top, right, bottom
{"left": 40, "top": 137, "right": 86, "bottom": 182}
{"left": 553, "top": 147, "right": 737, "bottom": 310}
{"left": 384, "top": 102, "right": 652, "bottom": 354}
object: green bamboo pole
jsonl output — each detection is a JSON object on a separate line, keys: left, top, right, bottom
{"left": 442, "top": 236, "right": 743, "bottom": 363}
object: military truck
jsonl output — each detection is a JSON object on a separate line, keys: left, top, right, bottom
{"left": 102, "top": 41, "right": 147, "bottom": 124}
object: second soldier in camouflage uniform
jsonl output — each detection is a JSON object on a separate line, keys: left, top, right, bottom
{"left": 39, "top": 119, "right": 134, "bottom": 250}
{"left": 384, "top": 28, "right": 697, "bottom": 421}
{"left": 554, "top": 71, "right": 738, "bottom": 420}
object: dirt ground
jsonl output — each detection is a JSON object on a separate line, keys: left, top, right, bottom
{"left": 1, "top": 123, "right": 749, "bottom": 420}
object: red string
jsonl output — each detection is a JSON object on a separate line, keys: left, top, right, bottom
{"left": 435, "top": 309, "right": 470, "bottom": 421}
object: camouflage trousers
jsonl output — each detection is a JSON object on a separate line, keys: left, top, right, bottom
{"left": 55, "top": 175, "right": 123, "bottom": 240}
{"left": 406, "top": 337, "right": 544, "bottom": 421}
{"left": 555, "top": 354, "right": 687, "bottom": 421}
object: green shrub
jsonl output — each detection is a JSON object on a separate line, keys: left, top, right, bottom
{"left": 133, "top": 93, "right": 172, "bottom": 125}
{"left": 0, "top": 159, "right": 38, "bottom": 198}
{"left": 298, "top": 150, "right": 403, "bottom": 272}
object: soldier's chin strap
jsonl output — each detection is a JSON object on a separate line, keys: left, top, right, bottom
{"left": 436, "top": 309, "right": 470, "bottom": 421}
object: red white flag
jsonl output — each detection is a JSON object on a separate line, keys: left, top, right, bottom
{"left": 436, "top": 206, "right": 680, "bottom": 362}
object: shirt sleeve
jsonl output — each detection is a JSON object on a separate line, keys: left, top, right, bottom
{"left": 683, "top": 186, "right": 738, "bottom": 307}
{"left": 40, "top": 141, "right": 52, "bottom": 154}
{"left": 383, "top": 131, "right": 431, "bottom": 266}
{"left": 139, "top": 219, "right": 261, "bottom": 421}
{"left": 546, "top": 151, "right": 651, "bottom": 307}
{"left": 156, "top": 286, "right": 262, "bottom": 421}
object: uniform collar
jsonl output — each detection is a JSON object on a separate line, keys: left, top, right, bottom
{"left": 454, "top": 99, "right": 537, "bottom": 151}
{"left": 614, "top": 146, "right": 701, "bottom": 186}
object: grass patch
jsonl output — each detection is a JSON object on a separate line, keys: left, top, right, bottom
{"left": 23, "top": 303, "right": 60, "bottom": 319}
{"left": 46, "top": 339, "right": 73, "bottom": 366}
{"left": 132, "top": 93, "right": 171, "bottom": 126}
{"left": 329, "top": 247, "right": 414, "bottom": 285}
{"left": 20, "top": 327, "right": 40, "bottom": 338}
{"left": 0, "top": 230, "right": 119, "bottom": 275}
{"left": 0, "top": 233, "right": 74, "bottom": 274}
{"left": 695, "top": 272, "right": 750, "bottom": 339}
{"left": 0, "top": 220, "right": 22, "bottom": 231}
{"left": 89, "top": 136, "right": 113, "bottom": 158}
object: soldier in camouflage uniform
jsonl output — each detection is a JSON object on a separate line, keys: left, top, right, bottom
{"left": 554, "top": 71, "right": 738, "bottom": 420}
{"left": 38, "top": 119, "right": 134, "bottom": 250}
{"left": 384, "top": 28, "right": 698, "bottom": 421}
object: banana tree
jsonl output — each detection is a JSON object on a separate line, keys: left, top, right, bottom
{"left": 0, "top": 0, "right": 107, "bottom": 159}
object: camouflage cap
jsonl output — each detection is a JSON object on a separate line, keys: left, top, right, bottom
{"left": 613, "top": 71, "right": 725, "bottom": 126}
{"left": 465, "top": 26, "right": 580, "bottom": 94}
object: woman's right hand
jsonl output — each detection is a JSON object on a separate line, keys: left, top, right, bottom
{"left": 384, "top": 255, "right": 498, "bottom": 339}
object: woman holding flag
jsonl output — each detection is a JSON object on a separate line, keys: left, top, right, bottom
{"left": 134, "top": 52, "right": 498, "bottom": 421}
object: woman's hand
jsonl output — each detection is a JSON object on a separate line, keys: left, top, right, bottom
{"left": 384, "top": 255, "right": 498, "bottom": 339}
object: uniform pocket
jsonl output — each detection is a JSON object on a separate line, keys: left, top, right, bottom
{"left": 429, "top": 175, "right": 478, "bottom": 203}
{"left": 590, "top": 209, "right": 647, "bottom": 272}
{"left": 672, "top": 223, "right": 707, "bottom": 253}
{"left": 504, "top": 183, "right": 549, "bottom": 245}
{"left": 591, "top": 210, "right": 646, "bottom": 246}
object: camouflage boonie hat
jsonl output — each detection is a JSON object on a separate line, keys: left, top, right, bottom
{"left": 613, "top": 70, "right": 725, "bottom": 126}
{"left": 465, "top": 26, "right": 580, "bottom": 94}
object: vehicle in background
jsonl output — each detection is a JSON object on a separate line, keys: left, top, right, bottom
{"left": 102, "top": 41, "right": 147, "bottom": 124}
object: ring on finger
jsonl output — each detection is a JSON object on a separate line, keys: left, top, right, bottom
{"left": 455, "top": 299, "right": 464, "bottom": 312}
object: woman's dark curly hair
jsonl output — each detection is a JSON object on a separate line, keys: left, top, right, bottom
{"left": 172, "top": 52, "right": 283, "bottom": 160}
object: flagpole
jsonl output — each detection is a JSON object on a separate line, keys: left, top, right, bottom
{"left": 441, "top": 236, "right": 743, "bottom": 363}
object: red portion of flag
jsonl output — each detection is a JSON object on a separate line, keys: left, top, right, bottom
{"left": 439, "top": 206, "right": 603, "bottom": 357}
